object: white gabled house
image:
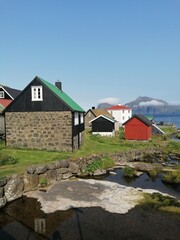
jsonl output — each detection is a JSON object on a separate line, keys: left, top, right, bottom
{"left": 107, "top": 104, "right": 132, "bottom": 127}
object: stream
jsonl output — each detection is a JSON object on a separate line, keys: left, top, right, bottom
{"left": 0, "top": 168, "right": 180, "bottom": 240}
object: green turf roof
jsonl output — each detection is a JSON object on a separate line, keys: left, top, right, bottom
{"left": 37, "top": 76, "right": 85, "bottom": 112}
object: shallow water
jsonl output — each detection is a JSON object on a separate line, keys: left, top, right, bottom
{"left": 104, "top": 169, "right": 180, "bottom": 200}
{"left": 0, "top": 196, "right": 180, "bottom": 240}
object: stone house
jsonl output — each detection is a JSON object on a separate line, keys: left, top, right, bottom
{"left": 3, "top": 76, "right": 85, "bottom": 151}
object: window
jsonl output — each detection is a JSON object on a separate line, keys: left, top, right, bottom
{"left": 31, "top": 86, "right": 43, "bottom": 101}
{"left": 0, "top": 91, "right": 4, "bottom": 98}
{"left": 74, "top": 112, "right": 79, "bottom": 125}
{"left": 80, "top": 113, "right": 84, "bottom": 123}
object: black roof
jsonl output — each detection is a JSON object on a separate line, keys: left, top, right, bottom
{"left": 123, "top": 114, "right": 152, "bottom": 126}
{"left": 1, "top": 85, "right": 21, "bottom": 99}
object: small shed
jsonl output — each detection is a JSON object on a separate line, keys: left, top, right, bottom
{"left": 152, "top": 124, "right": 165, "bottom": 135}
{"left": 123, "top": 115, "right": 152, "bottom": 140}
{"left": 89, "top": 115, "right": 116, "bottom": 136}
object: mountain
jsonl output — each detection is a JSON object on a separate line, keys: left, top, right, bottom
{"left": 125, "top": 96, "right": 168, "bottom": 108}
{"left": 125, "top": 96, "right": 180, "bottom": 116}
{"left": 97, "top": 96, "right": 180, "bottom": 116}
{"left": 97, "top": 103, "right": 113, "bottom": 109}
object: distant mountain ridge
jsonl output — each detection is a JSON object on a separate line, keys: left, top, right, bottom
{"left": 97, "top": 96, "right": 180, "bottom": 116}
{"left": 125, "top": 96, "right": 168, "bottom": 108}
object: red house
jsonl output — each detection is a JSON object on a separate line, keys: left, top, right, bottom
{"left": 123, "top": 115, "right": 152, "bottom": 140}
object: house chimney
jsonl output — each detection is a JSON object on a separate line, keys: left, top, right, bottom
{"left": 55, "top": 80, "right": 62, "bottom": 90}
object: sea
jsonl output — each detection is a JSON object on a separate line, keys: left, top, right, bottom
{"left": 153, "top": 115, "right": 180, "bottom": 129}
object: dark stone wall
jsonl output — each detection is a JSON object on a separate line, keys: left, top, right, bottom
{"left": 5, "top": 111, "right": 73, "bottom": 151}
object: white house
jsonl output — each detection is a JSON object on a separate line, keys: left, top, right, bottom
{"left": 107, "top": 104, "right": 132, "bottom": 127}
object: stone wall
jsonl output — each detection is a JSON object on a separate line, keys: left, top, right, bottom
{"left": 0, "top": 115, "right": 4, "bottom": 134}
{"left": 0, "top": 147, "right": 165, "bottom": 209}
{"left": 5, "top": 111, "right": 73, "bottom": 151}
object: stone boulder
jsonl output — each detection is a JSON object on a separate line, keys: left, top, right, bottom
{"left": 93, "top": 169, "right": 107, "bottom": 176}
{"left": 0, "top": 196, "right": 6, "bottom": 208}
{"left": 0, "top": 178, "right": 7, "bottom": 187}
{"left": 26, "top": 166, "right": 36, "bottom": 174}
{"left": 0, "top": 187, "right": 4, "bottom": 198}
{"left": 59, "top": 160, "right": 69, "bottom": 168}
{"left": 69, "top": 162, "right": 80, "bottom": 174}
{"left": 40, "top": 170, "right": 57, "bottom": 185}
{"left": 62, "top": 172, "right": 73, "bottom": 179}
{"left": 4, "top": 175, "right": 24, "bottom": 202}
{"left": 35, "top": 165, "right": 47, "bottom": 174}
{"left": 23, "top": 173, "right": 39, "bottom": 192}
{"left": 46, "top": 163, "right": 56, "bottom": 170}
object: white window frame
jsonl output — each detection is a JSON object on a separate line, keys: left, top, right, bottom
{"left": 0, "top": 91, "right": 4, "bottom": 98}
{"left": 31, "top": 86, "right": 43, "bottom": 101}
{"left": 74, "top": 112, "right": 79, "bottom": 125}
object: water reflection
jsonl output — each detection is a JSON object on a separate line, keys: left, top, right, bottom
{"left": 104, "top": 169, "right": 180, "bottom": 199}
{"left": 0, "top": 196, "right": 180, "bottom": 240}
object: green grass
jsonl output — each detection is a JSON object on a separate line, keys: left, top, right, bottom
{"left": 85, "top": 157, "right": 115, "bottom": 174}
{"left": 162, "top": 169, "right": 180, "bottom": 184}
{"left": 122, "top": 166, "right": 137, "bottom": 177}
{"left": 141, "top": 192, "right": 180, "bottom": 213}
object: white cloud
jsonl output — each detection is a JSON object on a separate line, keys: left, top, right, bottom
{"left": 139, "top": 100, "right": 165, "bottom": 106}
{"left": 98, "top": 97, "right": 120, "bottom": 105}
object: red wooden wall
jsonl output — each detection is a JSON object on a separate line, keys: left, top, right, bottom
{"left": 124, "top": 117, "right": 152, "bottom": 140}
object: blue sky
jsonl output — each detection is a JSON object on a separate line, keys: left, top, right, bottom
{"left": 0, "top": 0, "right": 180, "bottom": 110}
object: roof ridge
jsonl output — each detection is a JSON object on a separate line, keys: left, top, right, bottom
{"left": 37, "top": 76, "right": 85, "bottom": 112}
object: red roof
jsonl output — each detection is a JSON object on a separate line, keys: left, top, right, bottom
{"left": 0, "top": 99, "right": 12, "bottom": 108}
{"left": 107, "top": 104, "right": 131, "bottom": 110}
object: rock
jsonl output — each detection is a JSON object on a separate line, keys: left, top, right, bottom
{"left": 26, "top": 166, "right": 36, "bottom": 174}
{"left": 0, "top": 178, "right": 7, "bottom": 187}
{"left": 109, "top": 171, "right": 117, "bottom": 175}
{"left": 69, "top": 162, "right": 80, "bottom": 174}
{"left": 93, "top": 169, "right": 107, "bottom": 176}
{"left": 134, "top": 171, "right": 144, "bottom": 177}
{"left": 23, "top": 173, "right": 39, "bottom": 192}
{"left": 62, "top": 172, "right": 73, "bottom": 179}
{"left": 0, "top": 187, "right": 4, "bottom": 198}
{"left": 0, "top": 196, "right": 6, "bottom": 208}
{"left": 24, "top": 179, "right": 144, "bottom": 214}
{"left": 58, "top": 167, "right": 68, "bottom": 174}
{"left": 59, "top": 160, "right": 69, "bottom": 168}
{"left": 4, "top": 175, "right": 24, "bottom": 202}
{"left": 41, "top": 170, "right": 57, "bottom": 184}
{"left": 55, "top": 169, "right": 63, "bottom": 181}
{"left": 35, "top": 165, "right": 47, "bottom": 174}
{"left": 46, "top": 163, "right": 56, "bottom": 170}
{"left": 27, "top": 166, "right": 36, "bottom": 174}
{"left": 80, "top": 164, "right": 88, "bottom": 174}
{"left": 127, "top": 162, "right": 158, "bottom": 172}
{"left": 53, "top": 160, "right": 62, "bottom": 169}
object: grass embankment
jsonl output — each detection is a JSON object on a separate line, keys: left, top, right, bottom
{"left": 141, "top": 192, "right": 180, "bottom": 213}
{"left": 0, "top": 126, "right": 179, "bottom": 179}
